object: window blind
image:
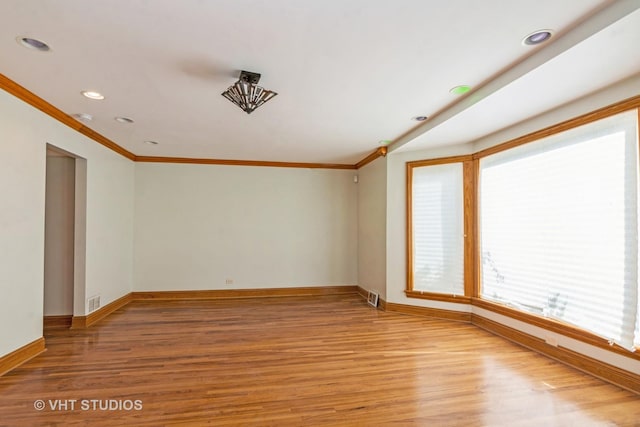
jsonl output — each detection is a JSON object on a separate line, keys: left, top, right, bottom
{"left": 412, "top": 162, "right": 464, "bottom": 295}
{"left": 479, "top": 110, "right": 639, "bottom": 351}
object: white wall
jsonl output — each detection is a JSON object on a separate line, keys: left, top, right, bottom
{"left": 44, "top": 156, "right": 75, "bottom": 316}
{"left": 0, "top": 88, "right": 134, "bottom": 357}
{"left": 134, "top": 163, "right": 358, "bottom": 290}
{"left": 83, "top": 150, "right": 134, "bottom": 308}
{"left": 356, "top": 157, "right": 387, "bottom": 299}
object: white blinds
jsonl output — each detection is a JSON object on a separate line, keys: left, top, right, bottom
{"left": 412, "top": 163, "right": 464, "bottom": 295}
{"left": 479, "top": 110, "right": 639, "bottom": 351}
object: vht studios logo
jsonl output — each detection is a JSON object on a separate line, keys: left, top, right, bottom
{"left": 34, "top": 399, "right": 143, "bottom": 411}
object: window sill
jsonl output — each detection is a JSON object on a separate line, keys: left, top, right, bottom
{"left": 402, "top": 291, "right": 639, "bottom": 358}
{"left": 471, "top": 297, "right": 640, "bottom": 361}
{"left": 405, "top": 290, "right": 471, "bottom": 304}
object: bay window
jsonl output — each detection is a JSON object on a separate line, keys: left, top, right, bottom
{"left": 406, "top": 106, "right": 640, "bottom": 353}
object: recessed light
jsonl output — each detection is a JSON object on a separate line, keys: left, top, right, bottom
{"left": 522, "top": 30, "right": 553, "bottom": 46}
{"left": 450, "top": 85, "right": 471, "bottom": 95}
{"left": 71, "top": 113, "right": 93, "bottom": 122}
{"left": 144, "top": 140, "right": 159, "bottom": 145}
{"left": 412, "top": 116, "right": 428, "bottom": 122}
{"left": 115, "top": 116, "right": 134, "bottom": 124}
{"left": 81, "top": 90, "right": 105, "bottom": 100}
{"left": 16, "top": 36, "right": 50, "bottom": 52}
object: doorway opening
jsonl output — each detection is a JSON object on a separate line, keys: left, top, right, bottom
{"left": 43, "top": 145, "right": 86, "bottom": 331}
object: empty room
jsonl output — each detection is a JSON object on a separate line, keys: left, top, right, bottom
{"left": 1, "top": 1, "right": 640, "bottom": 425}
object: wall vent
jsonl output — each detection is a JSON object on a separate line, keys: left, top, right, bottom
{"left": 367, "top": 290, "right": 379, "bottom": 308}
{"left": 88, "top": 296, "right": 101, "bottom": 312}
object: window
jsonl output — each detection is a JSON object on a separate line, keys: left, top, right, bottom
{"left": 479, "top": 110, "right": 639, "bottom": 350}
{"left": 409, "top": 161, "right": 464, "bottom": 295}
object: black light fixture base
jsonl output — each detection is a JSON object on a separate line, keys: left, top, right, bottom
{"left": 239, "top": 70, "right": 261, "bottom": 84}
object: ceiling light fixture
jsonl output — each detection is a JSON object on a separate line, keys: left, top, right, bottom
{"left": 144, "top": 140, "right": 159, "bottom": 145}
{"left": 115, "top": 116, "right": 134, "bottom": 124}
{"left": 16, "top": 36, "right": 50, "bottom": 52}
{"left": 412, "top": 116, "right": 428, "bottom": 122}
{"left": 81, "top": 90, "right": 104, "bottom": 100}
{"left": 72, "top": 113, "right": 93, "bottom": 122}
{"left": 221, "top": 70, "right": 278, "bottom": 114}
{"left": 522, "top": 30, "right": 553, "bottom": 46}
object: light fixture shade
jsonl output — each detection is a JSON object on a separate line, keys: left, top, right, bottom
{"left": 221, "top": 70, "right": 277, "bottom": 114}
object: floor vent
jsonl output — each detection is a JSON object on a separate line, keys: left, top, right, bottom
{"left": 367, "top": 290, "right": 379, "bottom": 308}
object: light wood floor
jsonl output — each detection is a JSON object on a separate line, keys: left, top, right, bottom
{"left": 1, "top": 294, "right": 639, "bottom": 426}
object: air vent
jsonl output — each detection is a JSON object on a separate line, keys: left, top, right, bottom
{"left": 88, "top": 296, "right": 101, "bottom": 312}
{"left": 367, "top": 290, "right": 379, "bottom": 308}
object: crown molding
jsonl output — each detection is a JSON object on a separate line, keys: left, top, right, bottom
{"left": 0, "top": 72, "right": 136, "bottom": 160}
{"left": 0, "top": 72, "right": 384, "bottom": 170}
{"left": 355, "top": 146, "right": 387, "bottom": 169}
{"left": 135, "top": 156, "right": 356, "bottom": 169}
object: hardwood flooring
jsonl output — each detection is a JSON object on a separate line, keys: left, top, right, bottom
{"left": 1, "top": 294, "right": 639, "bottom": 426}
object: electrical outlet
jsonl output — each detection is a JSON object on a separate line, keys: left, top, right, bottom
{"left": 225, "top": 279, "right": 233, "bottom": 285}
{"left": 545, "top": 335, "right": 558, "bottom": 347}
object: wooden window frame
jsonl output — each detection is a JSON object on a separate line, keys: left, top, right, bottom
{"left": 405, "top": 155, "right": 474, "bottom": 304}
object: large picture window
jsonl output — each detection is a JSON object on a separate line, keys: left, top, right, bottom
{"left": 479, "top": 110, "right": 639, "bottom": 350}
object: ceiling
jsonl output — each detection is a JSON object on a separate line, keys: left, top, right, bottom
{"left": 1, "top": 0, "right": 639, "bottom": 165}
